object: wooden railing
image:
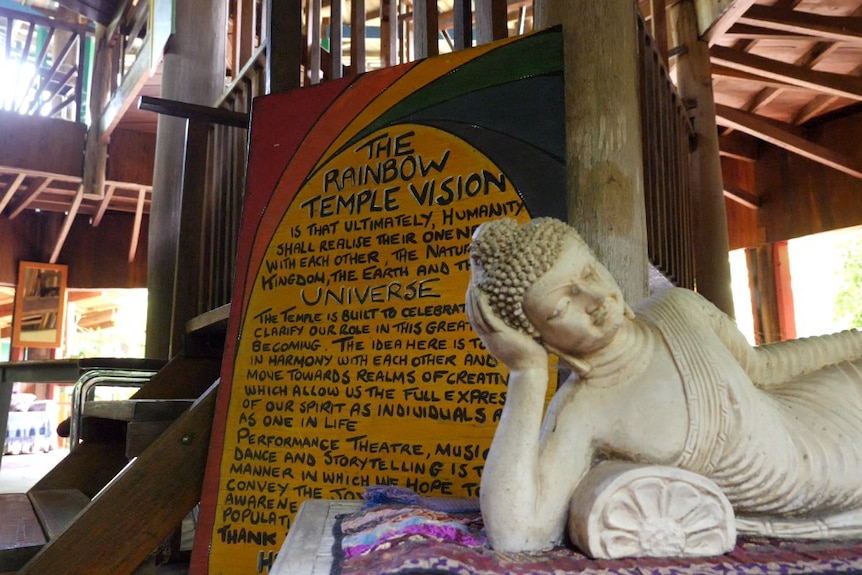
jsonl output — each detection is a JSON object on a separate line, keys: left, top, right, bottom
{"left": 202, "top": 47, "right": 267, "bottom": 312}
{"left": 0, "top": 7, "right": 92, "bottom": 123}
{"left": 637, "top": 15, "right": 695, "bottom": 290}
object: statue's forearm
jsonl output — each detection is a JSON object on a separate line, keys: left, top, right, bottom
{"left": 745, "top": 329, "right": 862, "bottom": 387}
{"left": 481, "top": 370, "right": 589, "bottom": 551}
{"left": 701, "top": 295, "right": 862, "bottom": 386}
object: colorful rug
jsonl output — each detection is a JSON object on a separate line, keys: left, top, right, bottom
{"left": 330, "top": 489, "right": 862, "bottom": 575}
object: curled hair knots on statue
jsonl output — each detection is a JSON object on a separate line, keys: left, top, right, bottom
{"left": 470, "top": 218, "right": 580, "bottom": 338}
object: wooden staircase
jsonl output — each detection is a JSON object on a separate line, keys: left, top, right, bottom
{"left": 0, "top": 351, "right": 223, "bottom": 574}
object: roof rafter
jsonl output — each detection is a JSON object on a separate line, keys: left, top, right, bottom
{"left": 710, "top": 45, "right": 862, "bottom": 101}
{"left": 704, "top": 0, "right": 760, "bottom": 46}
{"left": 736, "top": 5, "right": 862, "bottom": 45}
{"left": 715, "top": 103, "right": 862, "bottom": 180}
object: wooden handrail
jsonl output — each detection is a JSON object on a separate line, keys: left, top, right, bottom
{"left": 138, "top": 95, "right": 249, "bottom": 129}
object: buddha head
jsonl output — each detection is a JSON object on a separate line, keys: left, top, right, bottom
{"left": 469, "top": 218, "right": 631, "bottom": 358}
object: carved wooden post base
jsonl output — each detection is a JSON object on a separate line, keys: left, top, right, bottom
{"left": 568, "top": 461, "right": 736, "bottom": 559}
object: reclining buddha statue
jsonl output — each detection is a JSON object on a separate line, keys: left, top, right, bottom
{"left": 467, "top": 217, "right": 862, "bottom": 557}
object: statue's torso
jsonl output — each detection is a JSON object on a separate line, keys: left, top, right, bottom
{"left": 638, "top": 289, "right": 862, "bottom": 518}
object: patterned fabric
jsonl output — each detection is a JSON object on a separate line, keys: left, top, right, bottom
{"left": 331, "top": 503, "right": 862, "bottom": 575}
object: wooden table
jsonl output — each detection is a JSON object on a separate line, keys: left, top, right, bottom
{"left": 271, "top": 500, "right": 362, "bottom": 575}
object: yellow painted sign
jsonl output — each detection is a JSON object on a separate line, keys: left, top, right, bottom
{"left": 193, "top": 27, "right": 565, "bottom": 574}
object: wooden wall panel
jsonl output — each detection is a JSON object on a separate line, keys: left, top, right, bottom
{"left": 723, "top": 111, "right": 862, "bottom": 249}
{"left": 0, "top": 111, "right": 86, "bottom": 177}
{"left": 106, "top": 129, "right": 156, "bottom": 185}
{"left": 724, "top": 198, "right": 761, "bottom": 250}
{"left": 722, "top": 156, "right": 762, "bottom": 250}
{"left": 0, "top": 212, "right": 61, "bottom": 283}
{"left": 756, "top": 148, "right": 862, "bottom": 245}
{"left": 0, "top": 211, "right": 146, "bottom": 289}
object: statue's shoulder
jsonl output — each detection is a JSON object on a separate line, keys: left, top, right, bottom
{"left": 636, "top": 287, "right": 703, "bottom": 314}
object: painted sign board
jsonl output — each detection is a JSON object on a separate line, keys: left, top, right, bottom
{"left": 192, "top": 27, "right": 566, "bottom": 574}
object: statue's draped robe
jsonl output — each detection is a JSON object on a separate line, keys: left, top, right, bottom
{"left": 636, "top": 289, "right": 862, "bottom": 537}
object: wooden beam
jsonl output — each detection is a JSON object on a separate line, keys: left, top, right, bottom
{"left": 723, "top": 183, "right": 761, "bottom": 209}
{"left": 702, "top": 0, "right": 759, "bottom": 46}
{"left": 793, "top": 93, "right": 840, "bottom": 125}
{"left": 715, "top": 103, "right": 862, "bottom": 180}
{"left": 91, "top": 184, "right": 115, "bottom": 227}
{"left": 50, "top": 185, "right": 84, "bottom": 263}
{"left": 711, "top": 45, "right": 862, "bottom": 102}
{"left": 719, "top": 132, "right": 759, "bottom": 162}
{"left": 710, "top": 63, "right": 798, "bottom": 91}
{"left": 129, "top": 187, "right": 146, "bottom": 262}
{"left": 8, "top": 177, "right": 51, "bottom": 219}
{"left": 99, "top": 36, "right": 153, "bottom": 141}
{"left": 723, "top": 23, "right": 821, "bottom": 42}
{"left": 737, "top": 5, "right": 862, "bottom": 44}
{"left": 0, "top": 172, "right": 25, "bottom": 215}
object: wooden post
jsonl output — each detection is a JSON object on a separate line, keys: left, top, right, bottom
{"left": 535, "top": 0, "right": 648, "bottom": 304}
{"left": 380, "top": 0, "right": 398, "bottom": 67}
{"left": 146, "top": 0, "right": 226, "bottom": 360}
{"left": 413, "top": 0, "right": 439, "bottom": 59}
{"left": 266, "top": 0, "right": 302, "bottom": 94}
{"left": 81, "top": 25, "right": 109, "bottom": 199}
{"left": 671, "top": 0, "right": 735, "bottom": 316}
{"left": 330, "top": 0, "right": 343, "bottom": 79}
{"left": 453, "top": 0, "right": 472, "bottom": 50}
{"left": 475, "top": 0, "right": 508, "bottom": 45}
{"left": 746, "top": 241, "right": 795, "bottom": 344}
{"left": 350, "top": 0, "right": 367, "bottom": 74}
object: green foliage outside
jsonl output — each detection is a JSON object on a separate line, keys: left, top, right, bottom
{"left": 833, "top": 234, "right": 862, "bottom": 329}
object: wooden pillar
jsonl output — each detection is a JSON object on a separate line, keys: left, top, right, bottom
{"left": 535, "top": 0, "right": 648, "bottom": 304}
{"left": 267, "top": 0, "right": 303, "bottom": 93}
{"left": 746, "top": 241, "right": 795, "bottom": 344}
{"left": 146, "top": 0, "right": 226, "bottom": 360}
{"left": 81, "top": 25, "right": 109, "bottom": 199}
{"left": 671, "top": 0, "right": 735, "bottom": 316}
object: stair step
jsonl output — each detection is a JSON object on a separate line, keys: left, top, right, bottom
{"left": 82, "top": 399, "right": 194, "bottom": 422}
{"left": 126, "top": 420, "right": 176, "bottom": 458}
{"left": 28, "top": 489, "right": 90, "bottom": 540}
{"left": 0, "top": 494, "right": 46, "bottom": 572}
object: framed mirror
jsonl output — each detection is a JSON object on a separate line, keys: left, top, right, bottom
{"left": 11, "top": 261, "right": 68, "bottom": 349}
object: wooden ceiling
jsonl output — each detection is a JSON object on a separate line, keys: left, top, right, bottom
{"left": 699, "top": 0, "right": 862, "bottom": 191}
{"left": 8, "top": 0, "right": 862, "bottom": 227}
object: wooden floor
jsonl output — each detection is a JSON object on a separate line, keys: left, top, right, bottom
{"left": 0, "top": 450, "right": 69, "bottom": 494}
